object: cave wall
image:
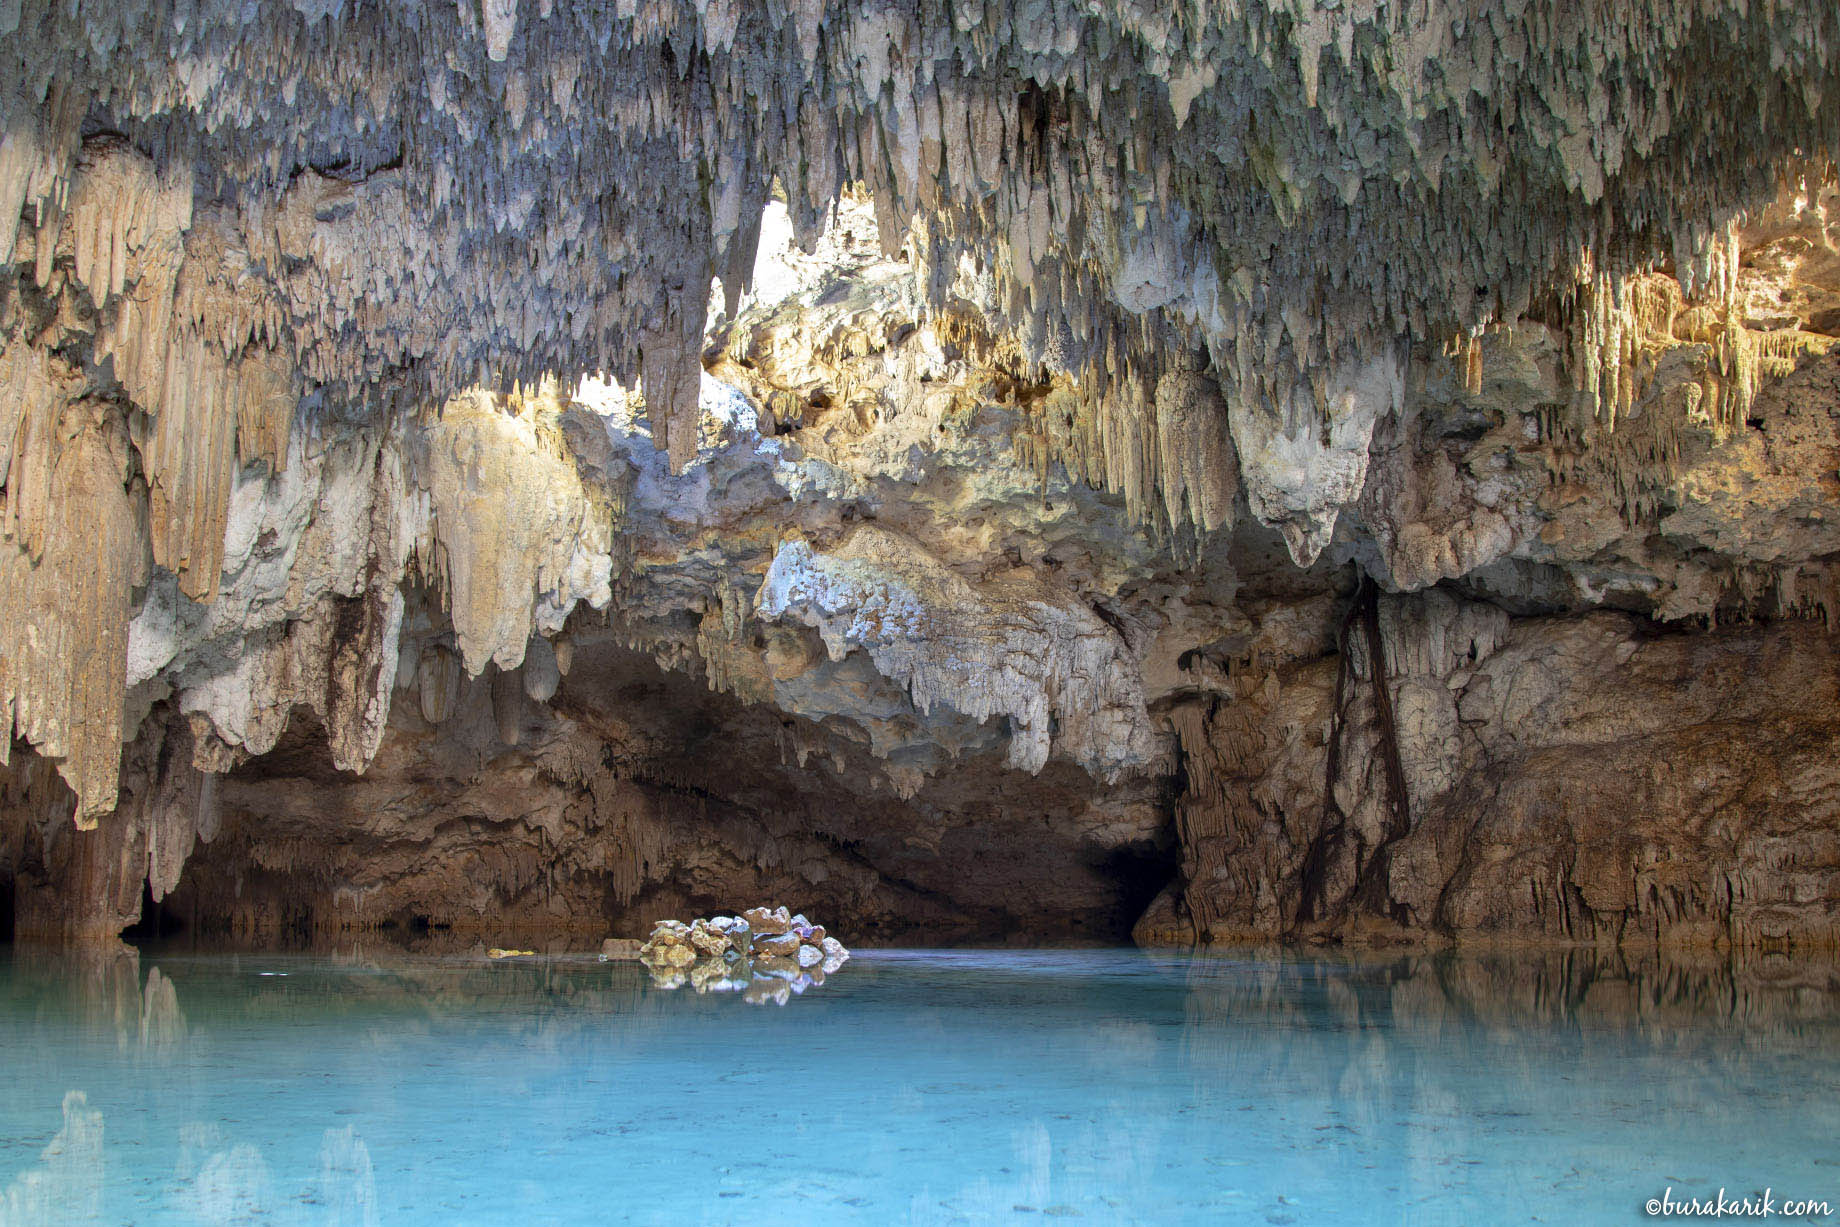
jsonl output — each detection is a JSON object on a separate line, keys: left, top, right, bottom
{"left": 3, "top": 187, "right": 1837, "bottom": 949}
{"left": 3, "top": 3, "right": 1840, "bottom": 948}
{"left": 1139, "top": 604, "right": 1840, "bottom": 952}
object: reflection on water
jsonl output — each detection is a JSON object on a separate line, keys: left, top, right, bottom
{"left": 1, "top": 943, "right": 1837, "bottom": 1224}
{"left": 0, "top": 946, "right": 381, "bottom": 1227}
{"left": 643, "top": 951, "right": 841, "bottom": 1003}
{"left": 1, "top": 1091, "right": 103, "bottom": 1226}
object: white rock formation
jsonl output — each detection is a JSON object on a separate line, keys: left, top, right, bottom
{"left": 758, "top": 526, "right": 1159, "bottom": 780}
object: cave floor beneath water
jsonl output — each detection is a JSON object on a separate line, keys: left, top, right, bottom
{"left": 3, "top": 946, "right": 1838, "bottom": 1225}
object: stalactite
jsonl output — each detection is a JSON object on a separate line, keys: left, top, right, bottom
{"left": 0, "top": 338, "right": 67, "bottom": 560}
{"left": 490, "top": 665, "right": 525, "bottom": 746}
{"left": 0, "top": 84, "right": 82, "bottom": 283}
{"left": 1, "top": 0, "right": 1838, "bottom": 948}
{"left": 521, "top": 635, "right": 561, "bottom": 703}
{"left": 0, "top": 0, "right": 1829, "bottom": 506}
{"left": 0, "top": 401, "right": 139, "bottom": 822}
{"left": 120, "top": 714, "right": 220, "bottom": 905}
{"left": 591, "top": 780, "right": 669, "bottom": 908}
{"left": 5, "top": 750, "right": 147, "bottom": 939}
{"left": 61, "top": 141, "right": 297, "bottom": 604}
{"left": 1010, "top": 365, "right": 1238, "bottom": 551}
{"left": 416, "top": 384, "right": 614, "bottom": 677}
{"left": 415, "top": 644, "right": 463, "bottom": 724}
{"left": 1567, "top": 220, "right": 1837, "bottom": 442}
{"left": 160, "top": 431, "right": 415, "bottom": 778}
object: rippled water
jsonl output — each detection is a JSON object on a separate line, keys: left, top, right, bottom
{"left": 2, "top": 945, "right": 1838, "bottom": 1225}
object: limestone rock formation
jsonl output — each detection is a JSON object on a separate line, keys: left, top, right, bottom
{"left": 758, "top": 525, "right": 1158, "bottom": 779}
{"left": 1138, "top": 595, "right": 1840, "bottom": 952}
{"left": 2, "top": 3, "right": 1839, "bottom": 953}
{"left": 640, "top": 907, "right": 848, "bottom": 1001}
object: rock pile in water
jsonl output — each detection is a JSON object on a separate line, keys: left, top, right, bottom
{"left": 639, "top": 906, "right": 849, "bottom": 1004}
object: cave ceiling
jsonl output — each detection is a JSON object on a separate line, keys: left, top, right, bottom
{"left": 8, "top": 0, "right": 1836, "bottom": 475}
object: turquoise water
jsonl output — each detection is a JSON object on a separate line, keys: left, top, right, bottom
{"left": 3, "top": 947, "right": 1838, "bottom": 1225}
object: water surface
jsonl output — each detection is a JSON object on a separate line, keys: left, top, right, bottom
{"left": 3, "top": 946, "right": 1838, "bottom": 1224}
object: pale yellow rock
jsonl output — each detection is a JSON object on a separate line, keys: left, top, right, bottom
{"left": 417, "top": 386, "right": 613, "bottom": 676}
{"left": 0, "top": 400, "right": 138, "bottom": 822}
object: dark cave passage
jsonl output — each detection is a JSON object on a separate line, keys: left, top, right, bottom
{"left": 1088, "top": 839, "right": 1181, "bottom": 941}
{"left": 122, "top": 881, "right": 187, "bottom": 946}
{"left": 99, "top": 641, "right": 1184, "bottom": 949}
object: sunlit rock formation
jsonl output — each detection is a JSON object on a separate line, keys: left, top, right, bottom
{"left": 2, "top": 2, "right": 1839, "bottom": 951}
